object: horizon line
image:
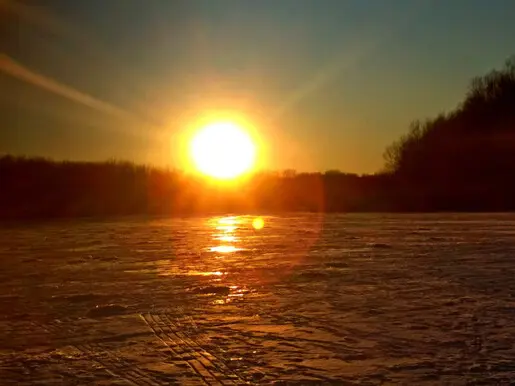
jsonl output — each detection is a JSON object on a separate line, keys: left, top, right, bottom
{"left": 0, "top": 153, "right": 379, "bottom": 177}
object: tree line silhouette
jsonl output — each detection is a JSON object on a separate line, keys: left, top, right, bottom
{"left": 2, "top": 56, "right": 515, "bottom": 219}
{"left": 384, "top": 57, "right": 515, "bottom": 211}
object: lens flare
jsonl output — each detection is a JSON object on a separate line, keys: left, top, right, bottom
{"left": 252, "top": 217, "right": 265, "bottom": 230}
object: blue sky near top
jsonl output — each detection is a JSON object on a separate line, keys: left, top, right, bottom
{"left": 1, "top": 0, "right": 514, "bottom": 172}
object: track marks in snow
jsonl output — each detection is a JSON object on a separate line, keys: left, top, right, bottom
{"left": 141, "top": 312, "right": 248, "bottom": 385}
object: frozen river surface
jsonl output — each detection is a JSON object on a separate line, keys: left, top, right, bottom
{"left": 1, "top": 214, "right": 515, "bottom": 385}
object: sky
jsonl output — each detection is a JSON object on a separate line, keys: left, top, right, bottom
{"left": 1, "top": 0, "right": 515, "bottom": 174}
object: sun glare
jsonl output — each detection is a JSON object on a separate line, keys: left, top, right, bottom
{"left": 190, "top": 121, "right": 256, "bottom": 179}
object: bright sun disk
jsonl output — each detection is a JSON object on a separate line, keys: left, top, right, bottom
{"left": 190, "top": 121, "right": 256, "bottom": 179}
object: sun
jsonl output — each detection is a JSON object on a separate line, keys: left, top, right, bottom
{"left": 189, "top": 121, "right": 257, "bottom": 180}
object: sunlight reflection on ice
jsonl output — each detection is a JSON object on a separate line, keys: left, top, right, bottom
{"left": 214, "top": 234, "right": 238, "bottom": 243}
{"left": 152, "top": 261, "right": 227, "bottom": 277}
{"left": 217, "top": 216, "right": 239, "bottom": 225}
{"left": 212, "top": 285, "right": 254, "bottom": 304}
{"left": 216, "top": 225, "right": 237, "bottom": 233}
{"left": 210, "top": 216, "right": 244, "bottom": 254}
{"left": 210, "top": 245, "right": 240, "bottom": 253}
{"left": 186, "top": 270, "right": 225, "bottom": 277}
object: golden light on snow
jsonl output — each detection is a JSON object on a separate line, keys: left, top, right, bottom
{"left": 215, "top": 234, "right": 237, "bottom": 243}
{"left": 210, "top": 216, "right": 241, "bottom": 254}
{"left": 210, "top": 245, "right": 239, "bottom": 253}
{"left": 252, "top": 217, "right": 265, "bottom": 230}
{"left": 189, "top": 121, "right": 257, "bottom": 180}
{"left": 218, "top": 217, "right": 238, "bottom": 225}
{"left": 186, "top": 270, "right": 224, "bottom": 276}
{"left": 216, "top": 225, "right": 237, "bottom": 233}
